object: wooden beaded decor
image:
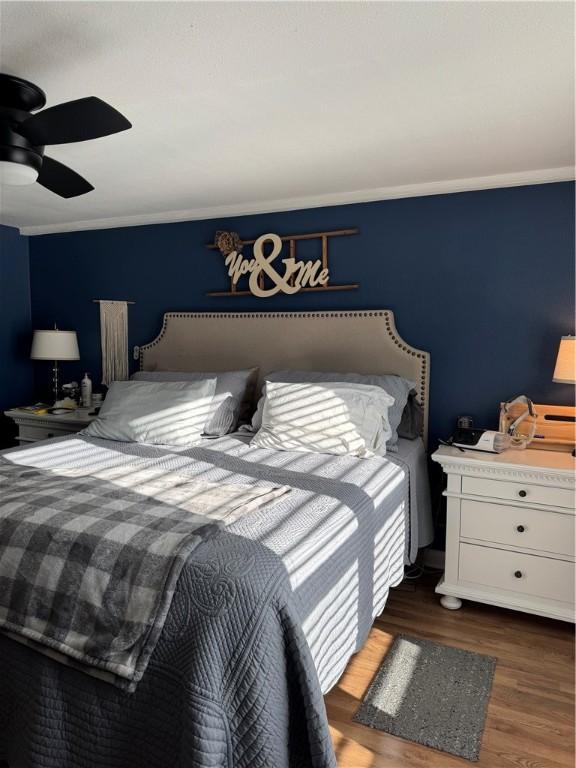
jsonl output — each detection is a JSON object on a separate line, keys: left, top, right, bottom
{"left": 139, "top": 310, "right": 430, "bottom": 443}
{"left": 499, "top": 402, "right": 576, "bottom": 453}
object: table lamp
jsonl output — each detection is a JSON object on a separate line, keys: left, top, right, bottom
{"left": 552, "top": 335, "right": 575, "bottom": 456}
{"left": 30, "top": 328, "right": 80, "bottom": 404}
{"left": 553, "top": 336, "right": 575, "bottom": 385}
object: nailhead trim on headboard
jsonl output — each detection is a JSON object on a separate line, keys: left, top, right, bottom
{"left": 139, "top": 310, "right": 430, "bottom": 440}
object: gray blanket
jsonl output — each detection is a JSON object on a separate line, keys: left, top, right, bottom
{"left": 0, "top": 434, "right": 414, "bottom": 768}
{"left": 0, "top": 462, "right": 287, "bottom": 690}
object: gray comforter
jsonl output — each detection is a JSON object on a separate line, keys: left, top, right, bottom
{"left": 0, "top": 434, "right": 413, "bottom": 768}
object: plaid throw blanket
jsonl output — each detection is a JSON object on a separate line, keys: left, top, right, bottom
{"left": 0, "top": 461, "right": 288, "bottom": 691}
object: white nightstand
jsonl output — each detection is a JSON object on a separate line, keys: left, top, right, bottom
{"left": 432, "top": 446, "right": 575, "bottom": 622}
{"left": 4, "top": 408, "right": 96, "bottom": 444}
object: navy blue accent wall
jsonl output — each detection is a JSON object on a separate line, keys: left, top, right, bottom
{"left": 0, "top": 225, "right": 33, "bottom": 446}
{"left": 29, "top": 182, "right": 575, "bottom": 451}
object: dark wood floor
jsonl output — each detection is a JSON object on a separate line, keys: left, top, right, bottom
{"left": 325, "top": 574, "right": 575, "bottom": 768}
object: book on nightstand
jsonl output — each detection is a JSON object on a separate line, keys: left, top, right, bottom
{"left": 15, "top": 403, "right": 51, "bottom": 415}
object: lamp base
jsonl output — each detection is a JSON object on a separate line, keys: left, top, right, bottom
{"left": 52, "top": 360, "right": 59, "bottom": 405}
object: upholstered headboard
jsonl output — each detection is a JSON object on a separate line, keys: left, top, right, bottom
{"left": 139, "top": 310, "right": 430, "bottom": 442}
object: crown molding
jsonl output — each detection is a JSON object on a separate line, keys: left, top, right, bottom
{"left": 17, "top": 166, "right": 575, "bottom": 236}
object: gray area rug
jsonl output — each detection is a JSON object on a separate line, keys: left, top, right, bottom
{"left": 353, "top": 634, "right": 496, "bottom": 761}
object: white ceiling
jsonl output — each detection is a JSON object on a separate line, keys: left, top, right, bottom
{"left": 0, "top": 1, "right": 574, "bottom": 235}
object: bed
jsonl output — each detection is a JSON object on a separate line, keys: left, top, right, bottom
{"left": 0, "top": 310, "right": 432, "bottom": 768}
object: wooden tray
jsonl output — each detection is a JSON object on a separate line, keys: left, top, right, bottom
{"left": 499, "top": 402, "right": 576, "bottom": 453}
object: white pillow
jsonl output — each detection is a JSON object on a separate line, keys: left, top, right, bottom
{"left": 131, "top": 369, "right": 258, "bottom": 435}
{"left": 82, "top": 379, "right": 216, "bottom": 446}
{"left": 251, "top": 381, "right": 394, "bottom": 457}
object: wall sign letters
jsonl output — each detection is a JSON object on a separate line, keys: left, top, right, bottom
{"left": 207, "top": 228, "right": 360, "bottom": 297}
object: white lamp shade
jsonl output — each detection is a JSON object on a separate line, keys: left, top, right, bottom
{"left": 30, "top": 330, "right": 80, "bottom": 361}
{"left": 553, "top": 336, "right": 576, "bottom": 384}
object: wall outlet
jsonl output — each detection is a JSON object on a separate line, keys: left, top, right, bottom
{"left": 133, "top": 345, "right": 140, "bottom": 360}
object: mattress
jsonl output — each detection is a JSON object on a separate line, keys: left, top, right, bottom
{"left": 395, "top": 437, "right": 434, "bottom": 560}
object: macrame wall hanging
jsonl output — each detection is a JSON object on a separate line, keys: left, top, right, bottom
{"left": 93, "top": 299, "right": 133, "bottom": 386}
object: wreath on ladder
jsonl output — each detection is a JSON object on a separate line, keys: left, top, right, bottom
{"left": 214, "top": 231, "right": 243, "bottom": 256}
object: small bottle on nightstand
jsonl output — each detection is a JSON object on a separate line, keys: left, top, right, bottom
{"left": 81, "top": 373, "right": 92, "bottom": 407}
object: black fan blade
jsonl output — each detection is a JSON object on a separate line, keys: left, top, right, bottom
{"left": 37, "top": 156, "right": 94, "bottom": 198}
{"left": 18, "top": 96, "right": 131, "bottom": 146}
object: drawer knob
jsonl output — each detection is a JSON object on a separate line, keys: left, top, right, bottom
{"left": 518, "top": 490, "right": 527, "bottom": 498}
{"left": 516, "top": 525, "right": 525, "bottom": 533}
{"left": 514, "top": 570, "right": 523, "bottom": 579}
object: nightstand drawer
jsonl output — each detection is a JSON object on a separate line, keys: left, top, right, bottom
{"left": 460, "top": 499, "right": 575, "bottom": 557}
{"left": 459, "top": 543, "right": 575, "bottom": 604}
{"left": 18, "top": 425, "right": 73, "bottom": 442}
{"left": 462, "top": 475, "right": 575, "bottom": 509}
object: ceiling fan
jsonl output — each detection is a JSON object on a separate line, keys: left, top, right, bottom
{"left": 0, "top": 73, "right": 131, "bottom": 198}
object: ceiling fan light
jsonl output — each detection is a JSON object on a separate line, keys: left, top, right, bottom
{"left": 0, "top": 160, "right": 38, "bottom": 186}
